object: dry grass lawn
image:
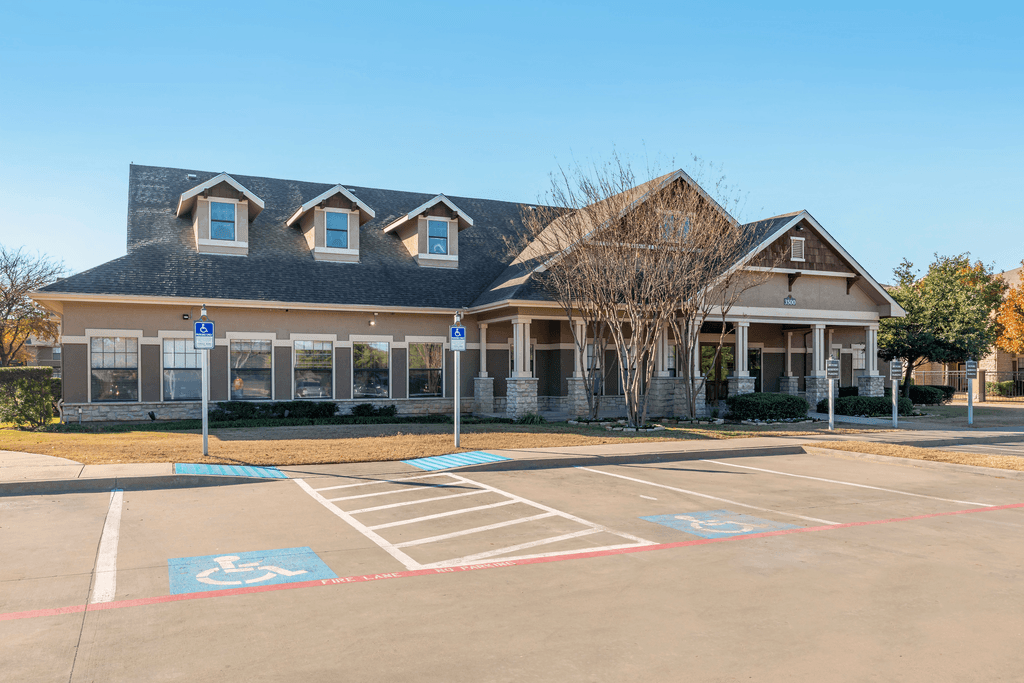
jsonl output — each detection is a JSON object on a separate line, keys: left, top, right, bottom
{"left": 906, "top": 403, "right": 1024, "bottom": 430}
{"left": 0, "top": 420, "right": 887, "bottom": 466}
{"left": 812, "top": 440, "right": 1024, "bottom": 472}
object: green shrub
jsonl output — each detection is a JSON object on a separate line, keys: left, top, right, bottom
{"left": 349, "top": 403, "right": 398, "bottom": 418}
{"left": 838, "top": 386, "right": 859, "bottom": 398}
{"left": 929, "top": 385, "right": 957, "bottom": 402}
{"left": 818, "top": 395, "right": 913, "bottom": 416}
{"left": 515, "top": 412, "right": 545, "bottom": 424}
{"left": 0, "top": 373, "right": 56, "bottom": 430}
{"left": 908, "top": 385, "right": 946, "bottom": 404}
{"left": 986, "top": 380, "right": 1014, "bottom": 397}
{"left": 725, "top": 393, "right": 809, "bottom": 421}
{"left": 209, "top": 400, "right": 338, "bottom": 421}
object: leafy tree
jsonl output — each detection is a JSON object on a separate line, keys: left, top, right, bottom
{"left": 995, "top": 263, "right": 1024, "bottom": 356}
{"left": 879, "top": 254, "right": 1006, "bottom": 395}
{"left": 0, "top": 245, "right": 67, "bottom": 367}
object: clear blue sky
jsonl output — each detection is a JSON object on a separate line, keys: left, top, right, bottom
{"left": 1, "top": 1, "right": 1020, "bottom": 281}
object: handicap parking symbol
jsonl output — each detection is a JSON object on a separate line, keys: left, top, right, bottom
{"left": 640, "top": 510, "right": 797, "bottom": 539}
{"left": 168, "top": 547, "right": 337, "bottom": 594}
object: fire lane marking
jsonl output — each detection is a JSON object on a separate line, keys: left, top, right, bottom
{"left": 7, "top": 501, "right": 1022, "bottom": 624}
{"left": 576, "top": 467, "right": 840, "bottom": 526}
{"left": 699, "top": 459, "right": 995, "bottom": 507}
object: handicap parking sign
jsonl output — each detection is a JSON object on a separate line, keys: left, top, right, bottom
{"left": 193, "top": 320, "right": 215, "bottom": 350}
{"left": 450, "top": 325, "right": 466, "bottom": 352}
{"left": 641, "top": 510, "right": 797, "bottom": 539}
{"left": 168, "top": 547, "right": 336, "bottom": 594}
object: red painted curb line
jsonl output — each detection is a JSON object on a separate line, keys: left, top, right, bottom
{"left": 4, "top": 501, "right": 1023, "bottom": 623}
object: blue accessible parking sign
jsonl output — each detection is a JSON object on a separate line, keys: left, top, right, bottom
{"left": 449, "top": 325, "right": 466, "bottom": 352}
{"left": 640, "top": 510, "right": 797, "bottom": 539}
{"left": 193, "top": 319, "right": 215, "bottom": 350}
{"left": 168, "top": 547, "right": 336, "bottom": 594}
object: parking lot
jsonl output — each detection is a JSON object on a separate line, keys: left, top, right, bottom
{"left": 3, "top": 446, "right": 1024, "bottom": 682}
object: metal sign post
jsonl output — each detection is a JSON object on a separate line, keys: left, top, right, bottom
{"left": 826, "top": 356, "right": 839, "bottom": 431}
{"left": 890, "top": 360, "right": 903, "bottom": 428}
{"left": 450, "top": 316, "right": 466, "bottom": 448}
{"left": 966, "top": 359, "right": 978, "bottom": 426}
{"left": 193, "top": 306, "right": 215, "bottom": 456}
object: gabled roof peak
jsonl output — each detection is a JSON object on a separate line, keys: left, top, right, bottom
{"left": 175, "top": 172, "right": 265, "bottom": 220}
{"left": 382, "top": 194, "right": 474, "bottom": 234}
{"left": 285, "top": 184, "right": 375, "bottom": 227}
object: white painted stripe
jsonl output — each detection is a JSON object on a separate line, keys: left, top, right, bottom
{"left": 640, "top": 495, "right": 658, "bottom": 501}
{"left": 347, "top": 489, "right": 489, "bottom": 514}
{"left": 395, "top": 513, "right": 557, "bottom": 548}
{"left": 576, "top": 467, "right": 839, "bottom": 526}
{"left": 328, "top": 481, "right": 463, "bottom": 502}
{"left": 453, "top": 541, "right": 652, "bottom": 566}
{"left": 452, "top": 474, "right": 655, "bottom": 545}
{"left": 294, "top": 479, "right": 422, "bottom": 570}
{"left": 699, "top": 459, "right": 994, "bottom": 507}
{"left": 314, "top": 472, "right": 451, "bottom": 492}
{"left": 90, "top": 489, "right": 124, "bottom": 604}
{"left": 427, "top": 529, "right": 602, "bottom": 567}
{"left": 369, "top": 500, "right": 519, "bottom": 530}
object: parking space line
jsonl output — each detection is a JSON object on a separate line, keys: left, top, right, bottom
{"left": 89, "top": 489, "right": 124, "bottom": 604}
{"left": 426, "top": 529, "right": 603, "bottom": 567}
{"left": 369, "top": 500, "right": 519, "bottom": 530}
{"left": 327, "top": 481, "right": 464, "bottom": 502}
{"left": 395, "top": 513, "right": 556, "bottom": 548}
{"left": 699, "top": 459, "right": 995, "bottom": 507}
{"left": 348, "top": 489, "right": 489, "bottom": 514}
{"left": 295, "top": 479, "right": 424, "bottom": 570}
{"left": 314, "top": 472, "right": 449, "bottom": 492}
{"left": 576, "top": 467, "right": 840, "bottom": 526}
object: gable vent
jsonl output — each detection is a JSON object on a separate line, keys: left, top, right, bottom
{"left": 790, "top": 236, "right": 806, "bottom": 261}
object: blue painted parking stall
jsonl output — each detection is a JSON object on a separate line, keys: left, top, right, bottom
{"left": 641, "top": 510, "right": 798, "bottom": 539}
{"left": 404, "top": 451, "right": 510, "bottom": 471}
{"left": 175, "top": 463, "right": 288, "bottom": 479}
{"left": 168, "top": 547, "right": 336, "bottom": 594}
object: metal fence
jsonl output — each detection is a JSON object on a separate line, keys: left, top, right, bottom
{"left": 913, "top": 370, "right": 1024, "bottom": 402}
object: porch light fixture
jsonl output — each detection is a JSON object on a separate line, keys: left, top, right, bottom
{"left": 369, "top": 313, "right": 378, "bottom": 327}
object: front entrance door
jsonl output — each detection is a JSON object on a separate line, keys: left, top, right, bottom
{"left": 701, "top": 345, "right": 735, "bottom": 402}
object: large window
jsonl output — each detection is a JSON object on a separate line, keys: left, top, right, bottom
{"left": 52, "top": 346, "right": 61, "bottom": 359}
{"left": 230, "top": 340, "right": 272, "bottom": 400}
{"left": 295, "top": 341, "right": 332, "bottom": 399}
{"left": 211, "top": 201, "right": 236, "bottom": 241}
{"left": 353, "top": 342, "right": 389, "bottom": 398}
{"left": 409, "top": 342, "right": 443, "bottom": 397}
{"left": 325, "top": 211, "right": 349, "bottom": 249}
{"left": 163, "top": 338, "right": 202, "bottom": 401}
{"left": 91, "top": 337, "right": 138, "bottom": 402}
{"left": 427, "top": 219, "right": 448, "bottom": 255}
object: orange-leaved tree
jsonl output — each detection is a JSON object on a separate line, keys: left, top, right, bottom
{"left": 996, "top": 263, "right": 1024, "bottom": 356}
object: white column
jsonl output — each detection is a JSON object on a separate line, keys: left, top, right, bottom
{"left": 574, "top": 321, "right": 585, "bottom": 377}
{"left": 735, "top": 322, "right": 749, "bottom": 376}
{"left": 811, "top": 324, "right": 826, "bottom": 376}
{"left": 512, "top": 318, "right": 532, "bottom": 378}
{"left": 786, "top": 331, "right": 793, "bottom": 377}
{"left": 523, "top": 320, "right": 531, "bottom": 377}
{"left": 866, "top": 325, "right": 879, "bottom": 375}
{"left": 478, "top": 323, "right": 488, "bottom": 377}
{"left": 691, "top": 321, "right": 702, "bottom": 377}
{"left": 656, "top": 324, "right": 670, "bottom": 377}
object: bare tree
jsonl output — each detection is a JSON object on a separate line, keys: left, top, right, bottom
{"left": 1, "top": 246, "right": 67, "bottom": 367}
{"left": 511, "top": 157, "right": 777, "bottom": 426}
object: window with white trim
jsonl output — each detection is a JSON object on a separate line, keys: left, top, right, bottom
{"left": 427, "top": 219, "right": 449, "bottom": 255}
{"left": 325, "top": 211, "right": 350, "bottom": 249}
{"left": 163, "top": 338, "right": 202, "bottom": 401}
{"left": 409, "top": 342, "right": 443, "bottom": 397}
{"left": 91, "top": 337, "right": 139, "bottom": 402}
{"left": 667, "top": 344, "right": 676, "bottom": 377}
{"left": 353, "top": 342, "right": 389, "bottom": 398}
{"left": 790, "top": 236, "right": 806, "bottom": 261}
{"left": 52, "top": 346, "right": 61, "bottom": 359}
{"left": 211, "top": 201, "right": 236, "bottom": 241}
{"left": 294, "top": 341, "right": 333, "bottom": 399}
{"left": 230, "top": 340, "right": 272, "bottom": 400}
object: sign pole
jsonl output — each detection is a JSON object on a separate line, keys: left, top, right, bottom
{"left": 892, "top": 375, "right": 898, "bottom": 428}
{"left": 202, "top": 348, "right": 209, "bottom": 456}
{"left": 826, "top": 355, "right": 839, "bottom": 432}
{"left": 193, "top": 304, "right": 215, "bottom": 457}
{"left": 966, "top": 358, "right": 977, "bottom": 426}
{"left": 450, "top": 313, "right": 466, "bottom": 448}
{"left": 454, "top": 348, "right": 460, "bottom": 448}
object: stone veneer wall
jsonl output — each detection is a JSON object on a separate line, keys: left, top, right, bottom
{"left": 505, "top": 377, "right": 539, "bottom": 418}
{"left": 804, "top": 377, "right": 831, "bottom": 409}
{"left": 473, "top": 377, "right": 494, "bottom": 414}
{"left": 857, "top": 375, "right": 884, "bottom": 397}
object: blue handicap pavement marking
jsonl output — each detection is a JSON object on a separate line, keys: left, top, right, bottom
{"left": 640, "top": 509, "right": 798, "bottom": 539}
{"left": 174, "top": 463, "right": 288, "bottom": 479}
{"left": 168, "top": 547, "right": 337, "bottom": 595}
{"left": 404, "top": 451, "right": 511, "bottom": 471}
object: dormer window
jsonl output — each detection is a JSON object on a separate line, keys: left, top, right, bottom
{"left": 176, "top": 173, "right": 264, "bottom": 257}
{"left": 382, "top": 194, "right": 473, "bottom": 269}
{"left": 210, "top": 202, "right": 236, "bottom": 241}
{"left": 428, "top": 219, "right": 449, "bottom": 254}
{"left": 287, "top": 185, "right": 374, "bottom": 263}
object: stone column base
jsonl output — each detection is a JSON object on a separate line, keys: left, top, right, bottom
{"left": 673, "top": 377, "right": 708, "bottom": 418}
{"left": 566, "top": 377, "right": 589, "bottom": 419}
{"left": 857, "top": 375, "right": 884, "bottom": 398}
{"left": 473, "top": 376, "right": 494, "bottom": 414}
{"left": 727, "top": 376, "right": 756, "bottom": 397}
{"left": 805, "top": 376, "right": 831, "bottom": 410}
{"left": 506, "top": 377, "right": 539, "bottom": 419}
{"left": 778, "top": 376, "right": 799, "bottom": 395}
{"left": 647, "top": 377, "right": 678, "bottom": 418}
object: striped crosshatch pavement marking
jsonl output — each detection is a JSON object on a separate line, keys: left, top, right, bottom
{"left": 175, "top": 463, "right": 289, "bottom": 479}
{"left": 404, "top": 451, "right": 511, "bottom": 471}
{"left": 295, "top": 472, "right": 654, "bottom": 570}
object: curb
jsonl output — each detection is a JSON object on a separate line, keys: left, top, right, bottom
{"left": 804, "top": 446, "right": 1024, "bottom": 481}
{"left": 0, "top": 474, "right": 283, "bottom": 497}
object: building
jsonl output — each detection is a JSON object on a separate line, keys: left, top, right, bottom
{"left": 31, "top": 165, "right": 903, "bottom": 421}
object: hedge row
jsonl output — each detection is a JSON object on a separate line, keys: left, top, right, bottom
{"left": 836, "top": 384, "right": 952, "bottom": 405}
{"left": 45, "top": 413, "right": 516, "bottom": 433}
{"left": 0, "top": 366, "right": 56, "bottom": 430}
{"left": 817, "top": 395, "right": 913, "bottom": 417}
{"left": 725, "top": 393, "right": 810, "bottom": 421}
